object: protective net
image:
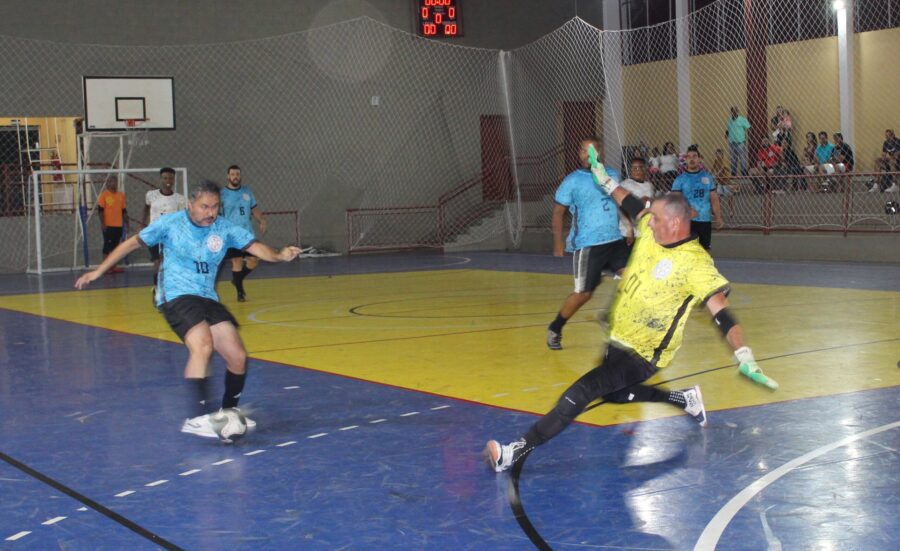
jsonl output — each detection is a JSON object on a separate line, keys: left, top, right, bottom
{"left": 0, "top": 3, "right": 897, "bottom": 271}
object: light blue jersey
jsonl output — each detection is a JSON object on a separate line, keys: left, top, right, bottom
{"left": 554, "top": 167, "right": 623, "bottom": 251}
{"left": 672, "top": 170, "right": 717, "bottom": 222}
{"left": 139, "top": 210, "right": 256, "bottom": 306}
{"left": 220, "top": 185, "right": 257, "bottom": 234}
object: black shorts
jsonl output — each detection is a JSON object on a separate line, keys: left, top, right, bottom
{"left": 224, "top": 247, "right": 251, "bottom": 260}
{"left": 580, "top": 344, "right": 659, "bottom": 400}
{"left": 572, "top": 239, "right": 629, "bottom": 293}
{"left": 159, "top": 295, "right": 238, "bottom": 341}
{"left": 691, "top": 221, "right": 712, "bottom": 250}
{"left": 148, "top": 244, "right": 161, "bottom": 261}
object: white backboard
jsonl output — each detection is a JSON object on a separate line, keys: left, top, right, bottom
{"left": 83, "top": 76, "right": 175, "bottom": 131}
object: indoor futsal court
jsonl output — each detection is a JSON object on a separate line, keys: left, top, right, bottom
{"left": 2, "top": 0, "right": 900, "bottom": 550}
{"left": 1, "top": 253, "right": 898, "bottom": 549}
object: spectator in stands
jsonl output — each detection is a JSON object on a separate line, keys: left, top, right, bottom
{"left": 748, "top": 136, "right": 782, "bottom": 193}
{"left": 831, "top": 133, "right": 854, "bottom": 172}
{"left": 648, "top": 147, "right": 662, "bottom": 174}
{"left": 726, "top": 106, "right": 751, "bottom": 177}
{"left": 712, "top": 148, "right": 735, "bottom": 196}
{"left": 871, "top": 129, "right": 900, "bottom": 192}
{"left": 618, "top": 157, "right": 655, "bottom": 249}
{"left": 771, "top": 106, "right": 794, "bottom": 148}
{"left": 658, "top": 141, "right": 679, "bottom": 192}
{"left": 814, "top": 131, "right": 836, "bottom": 192}
{"left": 672, "top": 145, "right": 723, "bottom": 250}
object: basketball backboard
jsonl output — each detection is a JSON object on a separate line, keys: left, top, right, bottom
{"left": 82, "top": 76, "right": 175, "bottom": 131}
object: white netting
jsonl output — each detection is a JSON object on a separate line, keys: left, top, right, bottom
{"left": 26, "top": 167, "right": 188, "bottom": 273}
{"left": 0, "top": 4, "right": 897, "bottom": 270}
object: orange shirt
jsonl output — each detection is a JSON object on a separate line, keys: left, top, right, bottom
{"left": 97, "top": 190, "right": 126, "bottom": 227}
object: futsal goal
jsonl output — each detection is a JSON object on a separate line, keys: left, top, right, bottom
{"left": 27, "top": 166, "right": 188, "bottom": 274}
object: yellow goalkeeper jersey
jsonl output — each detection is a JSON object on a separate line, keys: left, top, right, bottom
{"left": 609, "top": 216, "right": 729, "bottom": 368}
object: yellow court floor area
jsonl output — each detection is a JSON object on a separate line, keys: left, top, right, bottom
{"left": 5, "top": 268, "right": 899, "bottom": 427}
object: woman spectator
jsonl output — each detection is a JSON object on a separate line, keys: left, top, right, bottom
{"left": 801, "top": 132, "right": 817, "bottom": 190}
{"left": 658, "top": 142, "right": 679, "bottom": 192}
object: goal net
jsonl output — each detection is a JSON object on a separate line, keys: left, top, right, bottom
{"left": 27, "top": 167, "right": 188, "bottom": 274}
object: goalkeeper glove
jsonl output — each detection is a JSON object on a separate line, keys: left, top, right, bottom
{"left": 591, "top": 164, "right": 620, "bottom": 196}
{"left": 735, "top": 346, "right": 778, "bottom": 390}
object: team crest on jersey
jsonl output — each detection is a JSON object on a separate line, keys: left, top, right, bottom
{"left": 207, "top": 234, "right": 224, "bottom": 253}
{"left": 652, "top": 258, "right": 673, "bottom": 280}
{"left": 701, "top": 177, "right": 710, "bottom": 185}
{"left": 242, "top": 193, "right": 250, "bottom": 201}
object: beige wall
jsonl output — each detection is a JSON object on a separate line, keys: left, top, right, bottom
{"left": 622, "top": 59, "right": 679, "bottom": 152}
{"left": 855, "top": 27, "right": 900, "bottom": 171}
{"left": 691, "top": 48, "right": 747, "bottom": 159}
{"left": 621, "top": 28, "right": 898, "bottom": 170}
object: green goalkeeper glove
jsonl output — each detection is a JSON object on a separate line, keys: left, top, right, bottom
{"left": 587, "top": 144, "right": 619, "bottom": 196}
{"left": 735, "top": 346, "right": 778, "bottom": 390}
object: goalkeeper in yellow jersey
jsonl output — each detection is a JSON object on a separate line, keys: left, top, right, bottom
{"left": 486, "top": 169, "right": 777, "bottom": 472}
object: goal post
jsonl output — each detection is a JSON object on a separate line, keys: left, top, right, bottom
{"left": 28, "top": 166, "right": 188, "bottom": 274}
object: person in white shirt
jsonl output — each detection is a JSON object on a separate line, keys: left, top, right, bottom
{"left": 143, "top": 167, "right": 187, "bottom": 287}
{"left": 618, "top": 157, "right": 655, "bottom": 249}
{"left": 659, "top": 141, "right": 680, "bottom": 192}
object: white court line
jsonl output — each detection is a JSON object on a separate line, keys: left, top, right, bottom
{"left": 339, "top": 425, "right": 359, "bottom": 431}
{"left": 145, "top": 480, "right": 168, "bottom": 487}
{"left": 244, "top": 450, "right": 266, "bottom": 456}
{"left": 114, "top": 490, "right": 135, "bottom": 498}
{"left": 276, "top": 441, "right": 297, "bottom": 447}
{"left": 521, "top": 387, "right": 538, "bottom": 392}
{"left": 430, "top": 405, "right": 451, "bottom": 410}
{"left": 283, "top": 386, "right": 300, "bottom": 390}
{"left": 400, "top": 411, "right": 419, "bottom": 417}
{"left": 695, "top": 420, "right": 900, "bottom": 550}
{"left": 307, "top": 433, "right": 327, "bottom": 439}
{"left": 5, "top": 531, "right": 30, "bottom": 541}
{"left": 212, "top": 459, "right": 233, "bottom": 466}
{"left": 369, "top": 419, "right": 387, "bottom": 424}
{"left": 41, "top": 516, "right": 66, "bottom": 526}
{"left": 493, "top": 393, "right": 509, "bottom": 397}
{"left": 76, "top": 507, "right": 87, "bottom": 512}
{"left": 179, "top": 469, "right": 201, "bottom": 477}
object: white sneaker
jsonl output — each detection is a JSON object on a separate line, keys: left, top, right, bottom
{"left": 181, "top": 414, "right": 219, "bottom": 438}
{"left": 232, "top": 407, "right": 256, "bottom": 430}
{"left": 484, "top": 438, "right": 527, "bottom": 473}
{"left": 682, "top": 386, "right": 707, "bottom": 427}
{"left": 868, "top": 182, "right": 880, "bottom": 192}
{"left": 886, "top": 183, "right": 900, "bottom": 193}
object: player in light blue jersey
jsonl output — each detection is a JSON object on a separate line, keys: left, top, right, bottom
{"left": 547, "top": 138, "right": 628, "bottom": 350}
{"left": 76, "top": 180, "right": 300, "bottom": 442}
{"left": 671, "top": 145, "right": 723, "bottom": 250}
{"left": 220, "top": 165, "right": 267, "bottom": 302}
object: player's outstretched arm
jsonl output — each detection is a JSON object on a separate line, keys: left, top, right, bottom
{"left": 706, "top": 292, "right": 779, "bottom": 390}
{"left": 245, "top": 242, "right": 301, "bottom": 263}
{"left": 74, "top": 236, "right": 143, "bottom": 289}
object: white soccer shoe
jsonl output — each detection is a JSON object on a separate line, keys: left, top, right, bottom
{"left": 232, "top": 407, "right": 256, "bottom": 430}
{"left": 181, "top": 413, "right": 218, "bottom": 439}
{"left": 484, "top": 439, "right": 526, "bottom": 473}
{"left": 682, "top": 385, "right": 707, "bottom": 427}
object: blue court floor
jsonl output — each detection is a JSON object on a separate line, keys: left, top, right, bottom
{"left": 1, "top": 252, "right": 898, "bottom": 550}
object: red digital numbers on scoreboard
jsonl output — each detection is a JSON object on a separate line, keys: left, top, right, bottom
{"left": 416, "top": 0, "right": 462, "bottom": 37}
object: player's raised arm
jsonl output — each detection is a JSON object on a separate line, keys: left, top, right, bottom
{"left": 245, "top": 242, "right": 301, "bottom": 263}
{"left": 705, "top": 291, "right": 778, "bottom": 390}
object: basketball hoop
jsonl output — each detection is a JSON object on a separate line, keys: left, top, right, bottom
{"left": 124, "top": 118, "right": 149, "bottom": 148}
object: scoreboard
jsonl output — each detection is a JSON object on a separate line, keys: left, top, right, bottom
{"left": 415, "top": 0, "right": 462, "bottom": 37}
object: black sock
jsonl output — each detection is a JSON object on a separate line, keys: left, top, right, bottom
{"left": 187, "top": 377, "right": 215, "bottom": 418}
{"left": 222, "top": 370, "right": 247, "bottom": 409}
{"left": 666, "top": 390, "right": 687, "bottom": 408}
{"left": 548, "top": 313, "right": 568, "bottom": 333}
{"left": 153, "top": 273, "right": 158, "bottom": 286}
{"left": 231, "top": 270, "right": 244, "bottom": 293}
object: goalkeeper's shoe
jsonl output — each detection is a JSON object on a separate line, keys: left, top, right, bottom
{"left": 484, "top": 438, "right": 528, "bottom": 473}
{"left": 681, "top": 385, "right": 707, "bottom": 426}
{"left": 739, "top": 363, "right": 779, "bottom": 390}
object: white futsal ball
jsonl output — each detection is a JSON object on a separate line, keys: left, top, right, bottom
{"left": 210, "top": 408, "right": 247, "bottom": 443}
